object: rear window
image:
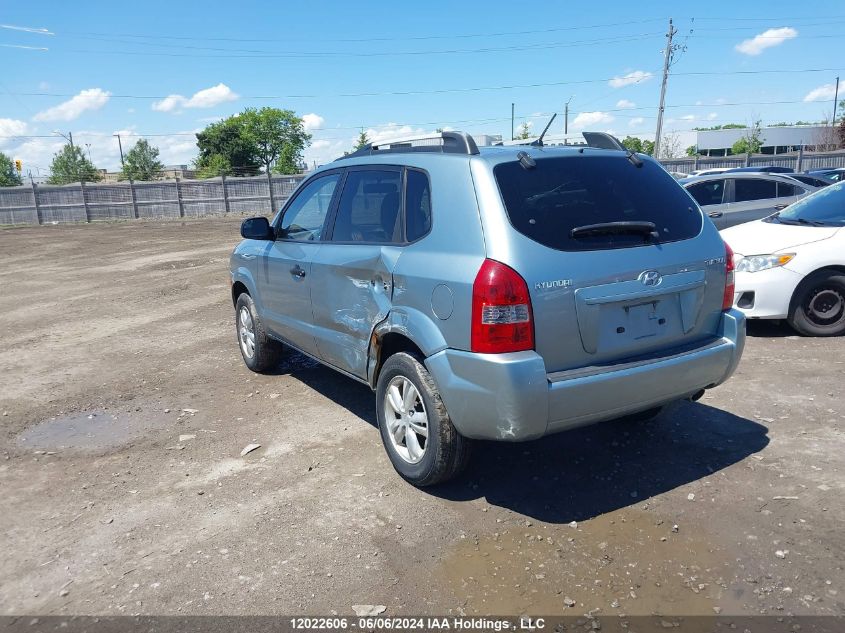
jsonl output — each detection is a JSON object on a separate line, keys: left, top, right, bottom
{"left": 494, "top": 156, "right": 702, "bottom": 251}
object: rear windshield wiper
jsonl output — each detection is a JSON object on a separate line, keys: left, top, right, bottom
{"left": 570, "top": 221, "right": 659, "bottom": 240}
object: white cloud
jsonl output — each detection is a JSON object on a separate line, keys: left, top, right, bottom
{"left": 33, "top": 88, "right": 111, "bottom": 122}
{"left": 680, "top": 114, "right": 696, "bottom": 121}
{"left": 803, "top": 83, "right": 837, "bottom": 102}
{"left": 301, "top": 113, "right": 325, "bottom": 132}
{"left": 609, "top": 71, "right": 652, "bottom": 89}
{"left": 616, "top": 99, "right": 636, "bottom": 109}
{"left": 152, "top": 83, "right": 238, "bottom": 113}
{"left": 735, "top": 27, "right": 797, "bottom": 56}
{"left": 571, "top": 111, "right": 614, "bottom": 129}
{"left": 707, "top": 112, "right": 718, "bottom": 120}
{"left": 0, "top": 118, "right": 28, "bottom": 139}
{"left": 628, "top": 117, "right": 645, "bottom": 127}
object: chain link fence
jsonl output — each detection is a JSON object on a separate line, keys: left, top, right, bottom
{"left": 0, "top": 173, "right": 306, "bottom": 226}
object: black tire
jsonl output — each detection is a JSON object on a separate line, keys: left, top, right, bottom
{"left": 375, "top": 352, "right": 471, "bottom": 487}
{"left": 787, "top": 271, "right": 845, "bottom": 337}
{"left": 618, "top": 406, "right": 664, "bottom": 423}
{"left": 234, "top": 292, "right": 283, "bottom": 372}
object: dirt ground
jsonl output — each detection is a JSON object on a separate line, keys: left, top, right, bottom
{"left": 0, "top": 218, "right": 843, "bottom": 619}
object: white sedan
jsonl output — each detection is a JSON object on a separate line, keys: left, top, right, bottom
{"left": 720, "top": 181, "right": 845, "bottom": 336}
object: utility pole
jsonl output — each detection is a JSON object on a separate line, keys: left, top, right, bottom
{"left": 511, "top": 103, "right": 515, "bottom": 141}
{"left": 54, "top": 130, "right": 74, "bottom": 148}
{"left": 114, "top": 134, "right": 125, "bottom": 168}
{"left": 653, "top": 17, "right": 677, "bottom": 160}
{"left": 564, "top": 96, "right": 573, "bottom": 144}
{"left": 833, "top": 76, "right": 840, "bottom": 125}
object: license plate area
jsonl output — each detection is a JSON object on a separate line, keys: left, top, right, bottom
{"left": 596, "top": 295, "right": 682, "bottom": 354}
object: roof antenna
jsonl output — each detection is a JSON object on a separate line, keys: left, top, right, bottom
{"left": 530, "top": 113, "right": 557, "bottom": 147}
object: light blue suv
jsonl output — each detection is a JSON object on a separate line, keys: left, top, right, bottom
{"left": 230, "top": 132, "right": 745, "bottom": 486}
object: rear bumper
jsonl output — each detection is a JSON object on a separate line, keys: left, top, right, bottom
{"left": 426, "top": 309, "right": 745, "bottom": 441}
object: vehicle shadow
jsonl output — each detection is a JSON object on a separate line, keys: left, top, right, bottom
{"left": 745, "top": 319, "right": 798, "bottom": 338}
{"left": 433, "top": 401, "right": 769, "bottom": 523}
{"left": 276, "top": 352, "right": 769, "bottom": 525}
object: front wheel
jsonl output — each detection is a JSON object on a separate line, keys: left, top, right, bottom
{"left": 375, "top": 352, "right": 471, "bottom": 487}
{"left": 788, "top": 272, "right": 845, "bottom": 337}
{"left": 235, "top": 293, "right": 283, "bottom": 372}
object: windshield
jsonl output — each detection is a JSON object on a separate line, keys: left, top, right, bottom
{"left": 772, "top": 181, "right": 845, "bottom": 226}
{"left": 494, "top": 155, "right": 702, "bottom": 251}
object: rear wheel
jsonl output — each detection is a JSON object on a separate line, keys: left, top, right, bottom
{"left": 235, "top": 293, "right": 283, "bottom": 372}
{"left": 788, "top": 272, "right": 845, "bottom": 337}
{"left": 376, "top": 352, "right": 471, "bottom": 486}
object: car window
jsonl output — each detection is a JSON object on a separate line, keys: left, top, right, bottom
{"left": 687, "top": 180, "right": 725, "bottom": 206}
{"left": 775, "top": 181, "right": 845, "bottom": 226}
{"left": 776, "top": 182, "right": 801, "bottom": 197}
{"left": 734, "top": 178, "right": 776, "bottom": 202}
{"left": 279, "top": 173, "right": 340, "bottom": 241}
{"left": 331, "top": 169, "right": 402, "bottom": 243}
{"left": 494, "top": 156, "right": 702, "bottom": 251}
{"left": 405, "top": 169, "right": 432, "bottom": 242}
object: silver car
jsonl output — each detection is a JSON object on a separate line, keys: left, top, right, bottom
{"left": 230, "top": 132, "right": 745, "bottom": 486}
{"left": 682, "top": 172, "right": 817, "bottom": 230}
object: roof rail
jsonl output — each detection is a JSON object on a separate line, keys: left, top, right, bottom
{"left": 336, "top": 131, "right": 480, "bottom": 161}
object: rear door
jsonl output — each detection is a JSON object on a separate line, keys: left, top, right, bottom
{"left": 258, "top": 171, "right": 341, "bottom": 355}
{"left": 724, "top": 177, "right": 780, "bottom": 227}
{"left": 487, "top": 154, "right": 727, "bottom": 374}
{"left": 309, "top": 166, "right": 406, "bottom": 379}
{"left": 685, "top": 178, "right": 729, "bottom": 228}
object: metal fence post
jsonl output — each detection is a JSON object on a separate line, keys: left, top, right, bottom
{"left": 266, "top": 170, "right": 276, "bottom": 215}
{"left": 128, "top": 178, "right": 139, "bottom": 219}
{"left": 32, "top": 182, "right": 43, "bottom": 225}
{"left": 221, "top": 172, "right": 230, "bottom": 214}
{"left": 175, "top": 177, "right": 184, "bottom": 217}
{"left": 796, "top": 146, "right": 804, "bottom": 173}
{"left": 80, "top": 181, "right": 91, "bottom": 223}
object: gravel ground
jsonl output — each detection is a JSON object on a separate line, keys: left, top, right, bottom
{"left": 0, "top": 218, "right": 842, "bottom": 618}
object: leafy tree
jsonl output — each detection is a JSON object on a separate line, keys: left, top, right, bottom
{"left": 196, "top": 115, "right": 262, "bottom": 176}
{"left": 0, "top": 152, "right": 23, "bottom": 186}
{"left": 47, "top": 145, "right": 101, "bottom": 185}
{"left": 516, "top": 122, "right": 532, "bottom": 140}
{"left": 685, "top": 145, "right": 699, "bottom": 157}
{"left": 354, "top": 128, "right": 370, "bottom": 151}
{"left": 120, "top": 139, "right": 165, "bottom": 181}
{"left": 194, "top": 154, "right": 232, "bottom": 179}
{"left": 241, "top": 107, "right": 311, "bottom": 175}
{"left": 621, "top": 137, "right": 654, "bottom": 156}
{"left": 693, "top": 123, "right": 747, "bottom": 131}
{"left": 731, "top": 120, "right": 763, "bottom": 155}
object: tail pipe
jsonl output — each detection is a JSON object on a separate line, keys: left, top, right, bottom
{"left": 688, "top": 389, "right": 706, "bottom": 402}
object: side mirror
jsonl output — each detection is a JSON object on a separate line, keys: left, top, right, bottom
{"left": 240, "top": 217, "right": 275, "bottom": 240}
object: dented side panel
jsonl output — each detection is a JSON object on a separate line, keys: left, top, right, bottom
{"left": 310, "top": 245, "right": 403, "bottom": 379}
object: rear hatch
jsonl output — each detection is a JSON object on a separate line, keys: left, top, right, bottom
{"left": 481, "top": 152, "right": 728, "bottom": 374}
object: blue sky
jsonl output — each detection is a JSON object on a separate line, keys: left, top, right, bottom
{"left": 2, "top": 0, "right": 844, "bottom": 175}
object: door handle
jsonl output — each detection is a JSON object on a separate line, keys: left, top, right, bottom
{"left": 290, "top": 265, "right": 306, "bottom": 279}
{"left": 708, "top": 211, "right": 723, "bottom": 218}
{"left": 774, "top": 203, "right": 788, "bottom": 211}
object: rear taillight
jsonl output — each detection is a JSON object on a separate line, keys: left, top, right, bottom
{"left": 723, "top": 241, "right": 735, "bottom": 311}
{"left": 471, "top": 259, "right": 534, "bottom": 353}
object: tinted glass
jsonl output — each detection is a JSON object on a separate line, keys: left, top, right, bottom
{"left": 405, "top": 169, "right": 432, "bottom": 242}
{"left": 774, "top": 181, "right": 845, "bottom": 226}
{"left": 734, "top": 178, "right": 776, "bottom": 202}
{"left": 280, "top": 174, "right": 339, "bottom": 241}
{"left": 494, "top": 156, "right": 702, "bottom": 251}
{"left": 332, "top": 170, "right": 402, "bottom": 242}
{"left": 776, "top": 182, "right": 800, "bottom": 197}
{"left": 687, "top": 180, "right": 725, "bottom": 206}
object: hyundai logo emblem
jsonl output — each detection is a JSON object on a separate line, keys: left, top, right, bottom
{"left": 638, "top": 270, "right": 662, "bottom": 287}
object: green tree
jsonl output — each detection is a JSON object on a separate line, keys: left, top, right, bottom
{"left": 120, "top": 139, "right": 165, "bottom": 181}
{"left": 241, "top": 107, "right": 311, "bottom": 175}
{"left": 194, "top": 154, "right": 232, "bottom": 179}
{"left": 0, "top": 152, "right": 23, "bottom": 186}
{"left": 685, "top": 145, "right": 699, "bottom": 157}
{"left": 47, "top": 145, "right": 101, "bottom": 185}
{"left": 196, "top": 115, "right": 262, "bottom": 176}
{"left": 621, "top": 136, "right": 643, "bottom": 153}
{"left": 516, "top": 122, "right": 532, "bottom": 140}
{"left": 731, "top": 120, "right": 763, "bottom": 155}
{"left": 354, "top": 128, "right": 370, "bottom": 151}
